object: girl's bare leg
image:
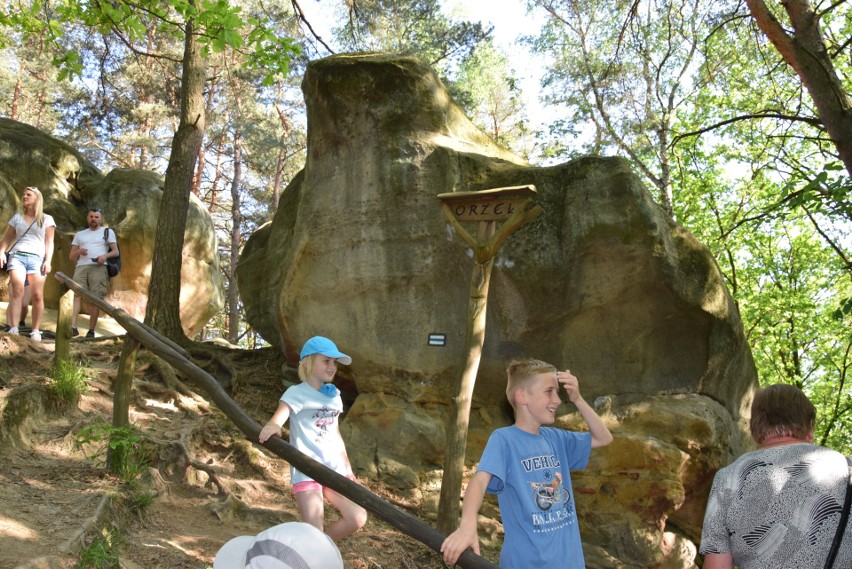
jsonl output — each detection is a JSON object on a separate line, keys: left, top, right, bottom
{"left": 295, "top": 489, "right": 325, "bottom": 531}
{"left": 324, "top": 487, "right": 367, "bottom": 541}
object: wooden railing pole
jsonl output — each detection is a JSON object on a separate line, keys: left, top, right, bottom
{"left": 53, "top": 285, "right": 73, "bottom": 366}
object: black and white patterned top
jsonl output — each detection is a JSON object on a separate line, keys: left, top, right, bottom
{"left": 700, "top": 443, "right": 852, "bottom": 569}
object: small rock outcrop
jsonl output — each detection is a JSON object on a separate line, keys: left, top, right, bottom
{"left": 0, "top": 118, "right": 224, "bottom": 336}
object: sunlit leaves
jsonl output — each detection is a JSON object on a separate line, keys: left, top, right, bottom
{"left": 453, "top": 38, "right": 530, "bottom": 153}
{"left": 334, "top": 0, "right": 490, "bottom": 73}
{"left": 197, "top": 0, "right": 245, "bottom": 53}
{"left": 52, "top": 49, "right": 83, "bottom": 80}
{"left": 6, "top": 0, "right": 299, "bottom": 87}
{"left": 779, "top": 163, "right": 851, "bottom": 220}
{"left": 528, "top": 0, "right": 713, "bottom": 212}
{"left": 673, "top": 141, "right": 852, "bottom": 452}
{"left": 243, "top": 26, "right": 300, "bottom": 86}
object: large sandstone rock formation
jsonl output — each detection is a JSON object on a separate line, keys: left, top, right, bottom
{"left": 0, "top": 119, "right": 223, "bottom": 336}
{"left": 237, "top": 53, "right": 757, "bottom": 567}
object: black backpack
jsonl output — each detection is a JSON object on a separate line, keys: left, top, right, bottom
{"left": 104, "top": 228, "right": 121, "bottom": 277}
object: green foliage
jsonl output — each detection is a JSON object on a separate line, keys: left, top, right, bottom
{"left": 688, "top": 0, "right": 844, "bottom": 177}
{"left": 529, "top": 0, "right": 715, "bottom": 210}
{"left": 334, "top": 0, "right": 491, "bottom": 80}
{"left": 834, "top": 297, "right": 852, "bottom": 321}
{"left": 12, "top": 0, "right": 300, "bottom": 86}
{"left": 0, "top": 16, "right": 66, "bottom": 128}
{"left": 78, "top": 527, "right": 123, "bottom": 569}
{"left": 529, "top": 0, "right": 852, "bottom": 454}
{"left": 243, "top": 25, "right": 300, "bottom": 86}
{"left": 674, "top": 151, "right": 852, "bottom": 455}
{"left": 75, "top": 423, "right": 150, "bottom": 482}
{"left": 454, "top": 39, "right": 531, "bottom": 154}
{"left": 779, "top": 165, "right": 851, "bottom": 221}
{"left": 124, "top": 487, "right": 157, "bottom": 515}
{"left": 48, "top": 359, "right": 89, "bottom": 404}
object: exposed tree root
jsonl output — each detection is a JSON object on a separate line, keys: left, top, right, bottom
{"left": 149, "top": 426, "right": 232, "bottom": 496}
{"left": 133, "top": 354, "right": 212, "bottom": 415}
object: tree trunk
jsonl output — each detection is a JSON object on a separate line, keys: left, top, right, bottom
{"left": 145, "top": 11, "right": 207, "bottom": 341}
{"left": 228, "top": 134, "right": 242, "bottom": 342}
{"left": 271, "top": 87, "right": 291, "bottom": 213}
{"left": 10, "top": 77, "right": 21, "bottom": 120}
{"left": 745, "top": 0, "right": 852, "bottom": 174}
{"left": 271, "top": 145, "right": 285, "bottom": 213}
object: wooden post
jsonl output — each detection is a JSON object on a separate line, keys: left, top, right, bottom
{"left": 437, "top": 226, "right": 494, "bottom": 534}
{"left": 53, "top": 286, "right": 73, "bottom": 366}
{"left": 435, "top": 186, "right": 543, "bottom": 534}
{"left": 107, "top": 336, "right": 141, "bottom": 474}
{"left": 112, "top": 338, "right": 140, "bottom": 430}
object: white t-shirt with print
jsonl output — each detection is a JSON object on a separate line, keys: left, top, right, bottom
{"left": 281, "top": 381, "right": 352, "bottom": 485}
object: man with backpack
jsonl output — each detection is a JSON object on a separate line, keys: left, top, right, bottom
{"left": 69, "top": 208, "right": 118, "bottom": 338}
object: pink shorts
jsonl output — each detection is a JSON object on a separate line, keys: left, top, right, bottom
{"left": 293, "top": 474, "right": 356, "bottom": 495}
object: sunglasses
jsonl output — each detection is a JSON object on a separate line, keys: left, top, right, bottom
{"left": 88, "top": 208, "right": 102, "bottom": 213}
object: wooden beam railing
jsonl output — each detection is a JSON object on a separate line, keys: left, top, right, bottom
{"left": 54, "top": 272, "right": 496, "bottom": 569}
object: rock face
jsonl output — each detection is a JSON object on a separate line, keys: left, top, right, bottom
{"left": 0, "top": 119, "right": 223, "bottom": 336}
{"left": 236, "top": 53, "right": 757, "bottom": 567}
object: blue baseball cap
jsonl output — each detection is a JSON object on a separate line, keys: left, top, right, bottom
{"left": 299, "top": 336, "right": 352, "bottom": 365}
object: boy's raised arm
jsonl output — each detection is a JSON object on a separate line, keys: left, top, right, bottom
{"left": 440, "top": 470, "right": 492, "bottom": 565}
{"left": 557, "top": 370, "right": 614, "bottom": 449}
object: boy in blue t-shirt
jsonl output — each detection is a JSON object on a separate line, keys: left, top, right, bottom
{"left": 441, "top": 358, "right": 613, "bottom": 568}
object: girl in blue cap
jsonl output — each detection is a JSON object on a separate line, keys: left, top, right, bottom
{"left": 259, "top": 336, "right": 367, "bottom": 541}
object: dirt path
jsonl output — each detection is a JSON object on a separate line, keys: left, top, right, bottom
{"left": 0, "top": 333, "right": 471, "bottom": 569}
{"left": 0, "top": 425, "right": 113, "bottom": 568}
{"left": 0, "top": 301, "right": 126, "bottom": 339}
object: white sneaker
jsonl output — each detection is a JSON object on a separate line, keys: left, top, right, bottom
{"left": 8, "top": 327, "right": 18, "bottom": 334}
{"left": 30, "top": 330, "right": 42, "bottom": 341}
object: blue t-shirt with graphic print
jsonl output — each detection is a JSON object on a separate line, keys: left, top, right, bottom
{"left": 478, "top": 425, "right": 592, "bottom": 568}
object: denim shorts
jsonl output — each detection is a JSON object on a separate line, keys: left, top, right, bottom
{"left": 7, "top": 252, "right": 42, "bottom": 275}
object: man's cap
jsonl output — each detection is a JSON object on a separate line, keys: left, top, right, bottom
{"left": 299, "top": 336, "right": 352, "bottom": 365}
{"left": 213, "top": 522, "right": 343, "bottom": 568}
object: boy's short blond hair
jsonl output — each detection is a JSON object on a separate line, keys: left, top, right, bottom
{"left": 506, "top": 358, "right": 557, "bottom": 408}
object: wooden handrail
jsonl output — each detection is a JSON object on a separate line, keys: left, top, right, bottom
{"left": 53, "top": 272, "right": 497, "bottom": 568}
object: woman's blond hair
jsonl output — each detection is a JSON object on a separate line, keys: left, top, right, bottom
{"left": 505, "top": 358, "right": 556, "bottom": 408}
{"left": 21, "top": 186, "right": 45, "bottom": 227}
{"left": 749, "top": 384, "right": 815, "bottom": 444}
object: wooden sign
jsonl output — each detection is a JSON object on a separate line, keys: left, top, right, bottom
{"left": 437, "top": 185, "right": 537, "bottom": 222}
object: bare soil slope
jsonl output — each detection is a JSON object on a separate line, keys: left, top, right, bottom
{"left": 0, "top": 333, "right": 477, "bottom": 569}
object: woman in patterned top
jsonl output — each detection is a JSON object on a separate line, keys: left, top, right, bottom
{"left": 699, "top": 384, "right": 851, "bottom": 569}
